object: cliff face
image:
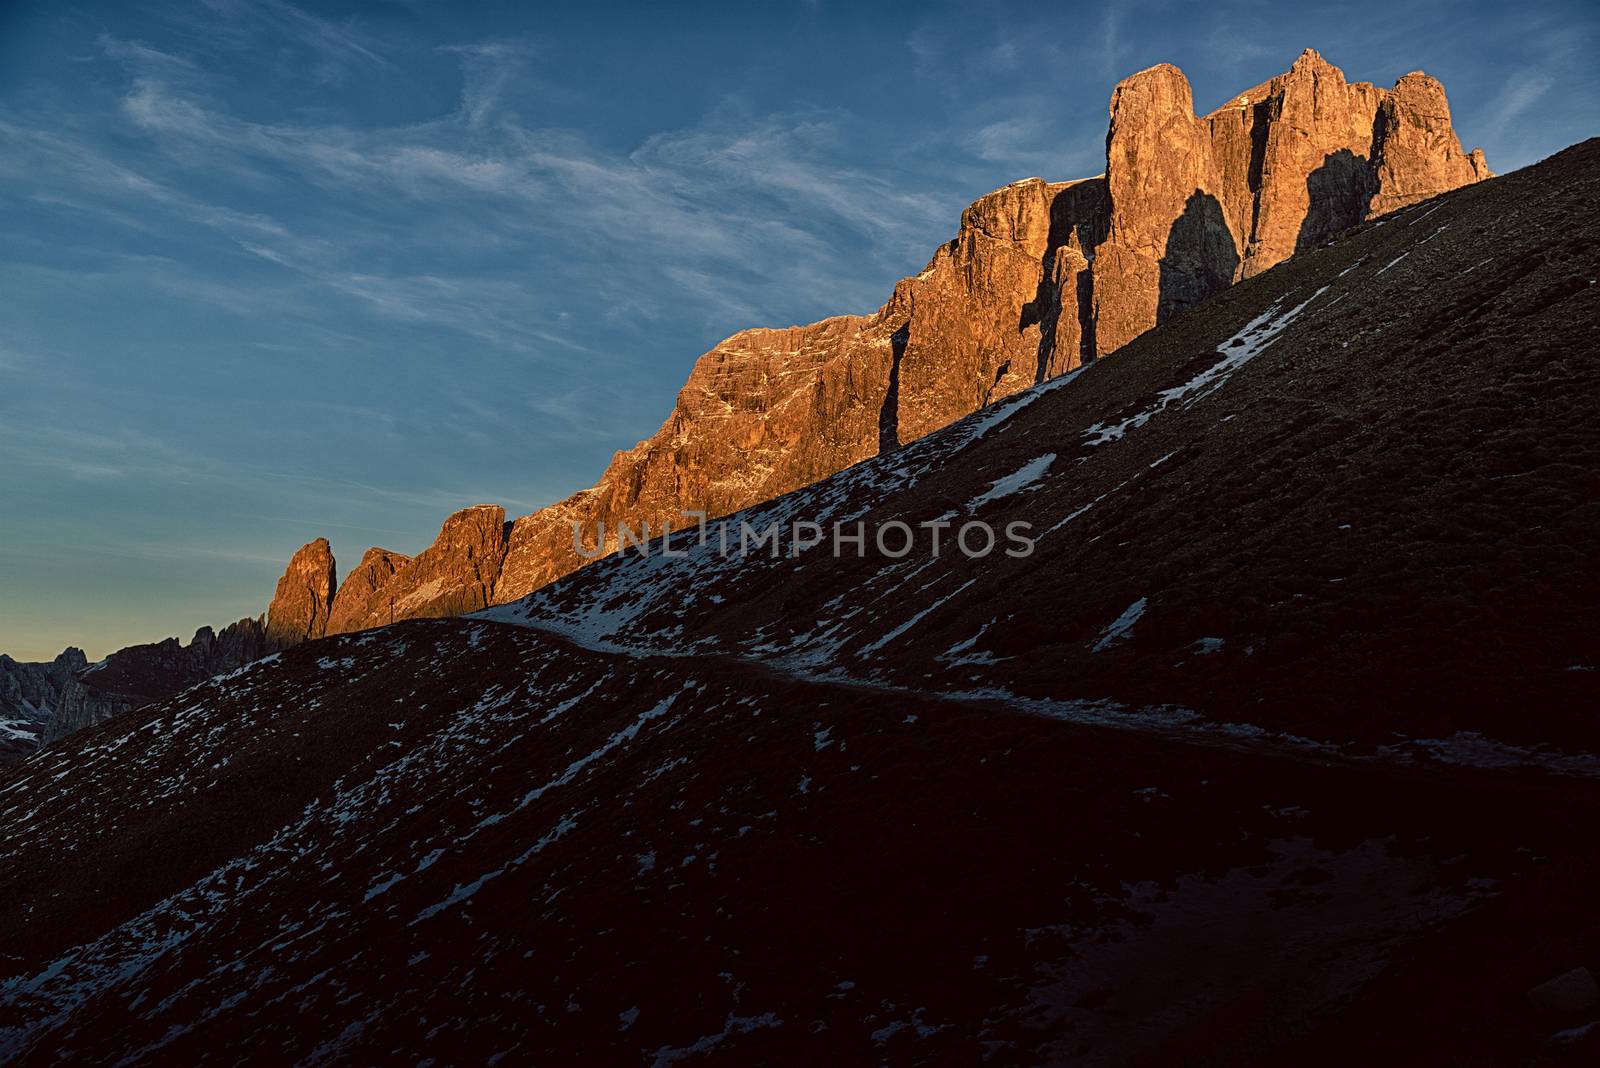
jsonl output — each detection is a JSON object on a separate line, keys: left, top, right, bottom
{"left": 42, "top": 620, "right": 277, "bottom": 745}
{"left": 319, "top": 506, "right": 507, "bottom": 634}
{"left": 487, "top": 176, "right": 1113, "bottom": 602}
{"left": 0, "top": 649, "right": 87, "bottom": 762}
{"left": 1370, "top": 71, "right": 1494, "bottom": 217}
{"left": 451, "top": 51, "right": 1487, "bottom": 607}
{"left": 360, "top": 506, "right": 507, "bottom": 626}
{"left": 264, "top": 538, "right": 337, "bottom": 645}
{"left": 325, "top": 547, "right": 410, "bottom": 635}
{"left": 1091, "top": 50, "right": 1493, "bottom": 352}
{"left": 45, "top": 50, "right": 1491, "bottom": 721}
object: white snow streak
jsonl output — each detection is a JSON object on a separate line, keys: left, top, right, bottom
{"left": 1081, "top": 287, "right": 1330, "bottom": 446}
{"left": 1093, "top": 598, "right": 1147, "bottom": 652}
{"left": 968, "top": 453, "right": 1056, "bottom": 509}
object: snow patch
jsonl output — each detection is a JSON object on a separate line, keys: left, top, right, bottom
{"left": 1375, "top": 251, "right": 1410, "bottom": 275}
{"left": 1081, "top": 288, "right": 1329, "bottom": 447}
{"left": 968, "top": 453, "right": 1056, "bottom": 509}
{"left": 1093, "top": 598, "right": 1147, "bottom": 652}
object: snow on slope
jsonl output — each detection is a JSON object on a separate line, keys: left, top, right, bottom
{"left": 2, "top": 616, "right": 1580, "bottom": 1066}
{"left": 486, "top": 144, "right": 1600, "bottom": 760}
{"left": 1, "top": 140, "right": 1598, "bottom": 1067}
{"left": 487, "top": 278, "right": 1343, "bottom": 657}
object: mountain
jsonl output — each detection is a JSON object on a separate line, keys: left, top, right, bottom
{"left": 262, "top": 538, "right": 337, "bottom": 646}
{"left": 498, "top": 140, "right": 1592, "bottom": 753}
{"left": 0, "top": 650, "right": 85, "bottom": 762}
{"left": 0, "top": 132, "right": 1594, "bottom": 1065}
{"left": 16, "top": 51, "right": 1491, "bottom": 757}
{"left": 290, "top": 49, "right": 1494, "bottom": 628}
{"left": 25, "top": 541, "right": 333, "bottom": 760}
{"left": 40, "top": 620, "right": 279, "bottom": 747}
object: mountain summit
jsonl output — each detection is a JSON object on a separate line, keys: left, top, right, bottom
{"left": 1, "top": 132, "right": 1594, "bottom": 1065}
{"left": 283, "top": 50, "right": 1491, "bottom": 624}
{"left": 25, "top": 51, "right": 1492, "bottom": 753}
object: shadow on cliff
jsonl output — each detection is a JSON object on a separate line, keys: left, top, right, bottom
{"left": 1295, "top": 149, "right": 1377, "bottom": 253}
{"left": 1025, "top": 179, "right": 1110, "bottom": 383}
{"left": 1158, "top": 191, "right": 1240, "bottom": 326}
{"left": 878, "top": 323, "right": 908, "bottom": 453}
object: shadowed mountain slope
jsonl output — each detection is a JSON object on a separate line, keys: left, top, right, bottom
{"left": 0, "top": 137, "right": 1594, "bottom": 1065}
{"left": 39, "top": 619, "right": 277, "bottom": 747}
{"left": 499, "top": 136, "right": 1597, "bottom": 752}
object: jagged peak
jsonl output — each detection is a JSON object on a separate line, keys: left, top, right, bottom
{"left": 228, "top": 51, "right": 1490, "bottom": 671}
{"left": 1119, "top": 60, "right": 1188, "bottom": 85}
{"left": 1291, "top": 46, "right": 1334, "bottom": 69}
{"left": 436, "top": 503, "right": 507, "bottom": 534}
{"left": 1110, "top": 61, "right": 1195, "bottom": 111}
{"left": 265, "top": 536, "right": 338, "bottom": 645}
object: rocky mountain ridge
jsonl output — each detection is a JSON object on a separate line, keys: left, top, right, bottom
{"left": 16, "top": 50, "right": 1492, "bottom": 754}
{"left": 0, "top": 650, "right": 86, "bottom": 762}
{"left": 40, "top": 619, "right": 278, "bottom": 746}
{"left": 273, "top": 49, "right": 1492, "bottom": 632}
{"left": 0, "top": 135, "right": 1593, "bottom": 1065}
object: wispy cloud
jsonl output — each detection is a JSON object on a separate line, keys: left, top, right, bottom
{"left": 95, "top": 34, "right": 204, "bottom": 79}
{"left": 1480, "top": 70, "right": 1556, "bottom": 144}
{"left": 0, "top": 420, "right": 227, "bottom": 484}
{"left": 1100, "top": 3, "right": 1125, "bottom": 81}
{"left": 438, "top": 38, "right": 541, "bottom": 128}
{"left": 195, "top": 0, "right": 392, "bottom": 79}
{"left": 13, "top": 43, "right": 965, "bottom": 350}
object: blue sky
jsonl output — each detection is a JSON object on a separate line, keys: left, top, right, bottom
{"left": 1, "top": 0, "right": 1595, "bottom": 660}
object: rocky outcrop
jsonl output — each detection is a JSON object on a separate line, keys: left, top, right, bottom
{"left": 21, "top": 53, "right": 1499, "bottom": 749}
{"left": 893, "top": 175, "right": 1109, "bottom": 440}
{"left": 274, "top": 53, "right": 1495, "bottom": 626}
{"left": 484, "top": 52, "right": 1487, "bottom": 601}
{"left": 1092, "top": 49, "right": 1492, "bottom": 352}
{"left": 0, "top": 648, "right": 87, "bottom": 762}
{"left": 1092, "top": 63, "right": 1233, "bottom": 355}
{"left": 265, "top": 538, "right": 337, "bottom": 645}
{"left": 1369, "top": 70, "right": 1495, "bottom": 217}
{"left": 39, "top": 504, "right": 505, "bottom": 749}
{"left": 42, "top": 619, "right": 277, "bottom": 744}
{"left": 0, "top": 649, "right": 86, "bottom": 725}
{"left": 325, "top": 547, "right": 411, "bottom": 634}
{"left": 493, "top": 316, "right": 894, "bottom": 603}
{"left": 324, "top": 506, "right": 507, "bottom": 633}
{"left": 35, "top": 536, "right": 349, "bottom": 746}
{"left": 482, "top": 175, "right": 1114, "bottom": 601}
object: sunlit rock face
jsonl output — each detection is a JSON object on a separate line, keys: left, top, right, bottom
{"left": 265, "top": 538, "right": 337, "bottom": 645}
{"left": 1093, "top": 49, "right": 1491, "bottom": 353}
{"left": 327, "top": 506, "right": 507, "bottom": 634}
{"left": 6, "top": 50, "right": 1499, "bottom": 753}
{"left": 481, "top": 50, "right": 1488, "bottom": 602}
{"left": 50, "top": 51, "right": 1488, "bottom": 729}
{"left": 325, "top": 547, "right": 411, "bottom": 635}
